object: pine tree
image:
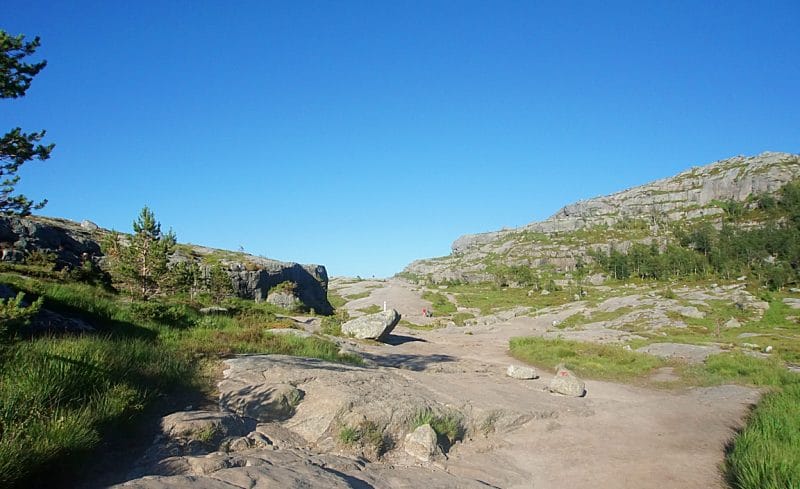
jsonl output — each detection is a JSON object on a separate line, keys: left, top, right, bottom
{"left": 1, "top": 30, "right": 53, "bottom": 215}
{"left": 103, "top": 207, "right": 176, "bottom": 299}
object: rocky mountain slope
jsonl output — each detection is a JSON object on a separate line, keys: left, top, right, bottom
{"left": 0, "top": 215, "right": 333, "bottom": 313}
{"left": 403, "top": 151, "right": 800, "bottom": 283}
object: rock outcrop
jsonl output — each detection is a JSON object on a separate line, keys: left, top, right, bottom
{"left": 0, "top": 215, "right": 101, "bottom": 267}
{"left": 115, "top": 354, "right": 498, "bottom": 488}
{"left": 0, "top": 215, "right": 333, "bottom": 314}
{"left": 403, "top": 152, "right": 800, "bottom": 283}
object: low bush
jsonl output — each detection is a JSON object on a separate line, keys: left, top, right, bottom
{"left": 129, "top": 301, "right": 199, "bottom": 328}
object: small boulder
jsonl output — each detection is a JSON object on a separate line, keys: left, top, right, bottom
{"left": 341, "top": 309, "right": 400, "bottom": 340}
{"left": 404, "top": 424, "right": 440, "bottom": 462}
{"left": 724, "top": 318, "right": 742, "bottom": 328}
{"left": 80, "top": 220, "right": 99, "bottom": 231}
{"left": 674, "top": 306, "right": 704, "bottom": 319}
{"left": 549, "top": 365, "right": 586, "bottom": 397}
{"left": 782, "top": 298, "right": 800, "bottom": 310}
{"left": 267, "top": 290, "right": 301, "bottom": 311}
{"left": 200, "top": 306, "right": 229, "bottom": 315}
{"left": 506, "top": 365, "right": 537, "bottom": 380}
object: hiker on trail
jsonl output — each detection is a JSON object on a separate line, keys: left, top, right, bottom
{"left": 422, "top": 308, "right": 427, "bottom": 317}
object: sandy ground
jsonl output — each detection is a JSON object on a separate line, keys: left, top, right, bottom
{"left": 332, "top": 278, "right": 760, "bottom": 489}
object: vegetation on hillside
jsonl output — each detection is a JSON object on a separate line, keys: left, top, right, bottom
{"left": 0, "top": 208, "right": 358, "bottom": 488}
{"left": 591, "top": 181, "right": 800, "bottom": 290}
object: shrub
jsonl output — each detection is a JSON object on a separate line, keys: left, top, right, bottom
{"left": 0, "top": 292, "right": 43, "bottom": 340}
{"left": 128, "top": 301, "right": 198, "bottom": 328}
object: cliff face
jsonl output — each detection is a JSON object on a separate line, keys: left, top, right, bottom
{"left": 0, "top": 215, "right": 333, "bottom": 314}
{"left": 404, "top": 152, "right": 800, "bottom": 283}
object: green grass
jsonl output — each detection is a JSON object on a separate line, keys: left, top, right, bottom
{"left": 357, "top": 304, "right": 382, "bottom": 314}
{"left": 337, "top": 421, "right": 385, "bottom": 455}
{"left": 410, "top": 408, "right": 465, "bottom": 450}
{"left": 327, "top": 291, "right": 348, "bottom": 309}
{"left": 422, "top": 291, "right": 457, "bottom": 316}
{"left": 0, "top": 335, "right": 192, "bottom": 487}
{"left": 397, "top": 319, "right": 436, "bottom": 331}
{"left": 725, "top": 382, "right": 800, "bottom": 489}
{"left": 684, "top": 352, "right": 798, "bottom": 387}
{"left": 509, "top": 337, "right": 665, "bottom": 383}
{"left": 338, "top": 426, "right": 360, "bottom": 445}
{"left": 451, "top": 312, "right": 475, "bottom": 326}
{"left": 344, "top": 291, "right": 370, "bottom": 301}
{"left": 0, "top": 270, "right": 362, "bottom": 487}
{"left": 444, "top": 282, "right": 571, "bottom": 315}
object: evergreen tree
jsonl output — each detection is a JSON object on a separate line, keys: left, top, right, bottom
{"left": 1, "top": 30, "right": 53, "bottom": 215}
{"left": 103, "top": 207, "right": 176, "bottom": 299}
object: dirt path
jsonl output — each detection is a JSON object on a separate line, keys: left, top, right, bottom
{"left": 116, "top": 279, "right": 760, "bottom": 489}
{"left": 349, "top": 279, "right": 759, "bottom": 489}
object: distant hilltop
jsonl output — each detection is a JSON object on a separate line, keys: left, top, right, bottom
{"left": 403, "top": 151, "right": 800, "bottom": 283}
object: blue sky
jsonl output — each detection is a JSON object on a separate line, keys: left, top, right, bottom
{"left": 3, "top": 1, "right": 799, "bottom": 277}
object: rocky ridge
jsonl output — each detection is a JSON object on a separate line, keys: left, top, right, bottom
{"left": 0, "top": 215, "right": 332, "bottom": 313}
{"left": 404, "top": 152, "right": 800, "bottom": 283}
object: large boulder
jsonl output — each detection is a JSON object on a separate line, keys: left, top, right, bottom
{"left": 227, "top": 260, "right": 333, "bottom": 315}
{"left": 549, "top": 365, "right": 586, "bottom": 397}
{"left": 341, "top": 309, "right": 400, "bottom": 340}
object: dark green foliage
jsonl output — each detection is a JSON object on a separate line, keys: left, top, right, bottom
{"left": 128, "top": 301, "right": 199, "bottom": 329}
{"left": 487, "top": 263, "right": 560, "bottom": 291}
{"left": 0, "top": 30, "right": 53, "bottom": 216}
{"left": 206, "top": 263, "right": 234, "bottom": 302}
{"left": 0, "top": 292, "right": 42, "bottom": 341}
{"left": 102, "top": 207, "right": 176, "bottom": 299}
{"left": 592, "top": 180, "right": 800, "bottom": 289}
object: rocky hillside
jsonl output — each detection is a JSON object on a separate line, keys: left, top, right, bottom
{"left": 0, "top": 215, "right": 333, "bottom": 313}
{"left": 403, "top": 151, "right": 800, "bottom": 283}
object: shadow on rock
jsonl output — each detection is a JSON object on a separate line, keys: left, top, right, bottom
{"left": 359, "top": 352, "right": 458, "bottom": 371}
{"left": 381, "top": 333, "right": 426, "bottom": 346}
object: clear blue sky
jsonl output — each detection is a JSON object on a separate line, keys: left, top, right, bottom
{"left": 4, "top": 1, "right": 799, "bottom": 277}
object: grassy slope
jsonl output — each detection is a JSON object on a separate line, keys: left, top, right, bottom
{"left": 0, "top": 269, "right": 358, "bottom": 488}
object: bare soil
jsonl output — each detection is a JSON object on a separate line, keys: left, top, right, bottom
{"left": 340, "top": 278, "right": 760, "bottom": 489}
